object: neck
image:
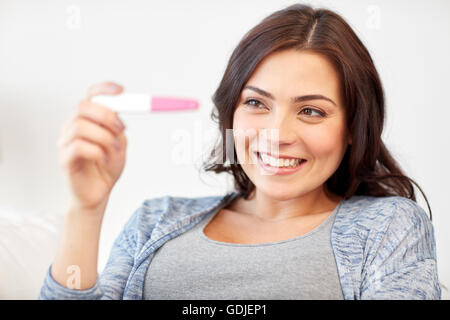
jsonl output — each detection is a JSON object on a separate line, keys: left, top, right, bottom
{"left": 230, "top": 185, "right": 343, "bottom": 222}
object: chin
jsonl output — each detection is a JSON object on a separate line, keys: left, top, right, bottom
{"left": 255, "top": 184, "right": 308, "bottom": 201}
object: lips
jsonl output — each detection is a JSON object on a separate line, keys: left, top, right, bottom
{"left": 255, "top": 151, "right": 307, "bottom": 175}
{"left": 256, "top": 152, "right": 306, "bottom": 166}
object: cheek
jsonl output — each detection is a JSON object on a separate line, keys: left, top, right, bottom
{"left": 232, "top": 110, "right": 260, "bottom": 161}
{"left": 303, "top": 122, "right": 347, "bottom": 158}
{"left": 233, "top": 109, "right": 258, "bottom": 131}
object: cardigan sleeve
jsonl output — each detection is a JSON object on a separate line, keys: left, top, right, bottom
{"left": 38, "top": 205, "right": 141, "bottom": 300}
{"left": 360, "top": 197, "right": 441, "bottom": 300}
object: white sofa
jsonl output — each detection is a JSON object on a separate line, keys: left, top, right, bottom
{"left": 0, "top": 206, "right": 64, "bottom": 299}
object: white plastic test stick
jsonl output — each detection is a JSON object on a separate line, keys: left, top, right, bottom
{"left": 91, "top": 93, "right": 199, "bottom": 113}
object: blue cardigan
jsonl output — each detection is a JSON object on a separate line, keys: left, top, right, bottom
{"left": 38, "top": 191, "right": 441, "bottom": 299}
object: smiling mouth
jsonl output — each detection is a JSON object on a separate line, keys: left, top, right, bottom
{"left": 254, "top": 151, "right": 307, "bottom": 168}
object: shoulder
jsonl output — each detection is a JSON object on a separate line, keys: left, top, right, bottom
{"left": 337, "top": 195, "right": 435, "bottom": 261}
{"left": 338, "top": 195, "right": 431, "bottom": 233}
{"left": 334, "top": 195, "right": 435, "bottom": 257}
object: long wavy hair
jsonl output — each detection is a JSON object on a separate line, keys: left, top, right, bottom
{"left": 202, "top": 3, "right": 432, "bottom": 220}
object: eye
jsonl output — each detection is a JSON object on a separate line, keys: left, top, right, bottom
{"left": 243, "top": 98, "right": 266, "bottom": 109}
{"left": 299, "top": 107, "right": 325, "bottom": 118}
{"left": 243, "top": 99, "right": 326, "bottom": 118}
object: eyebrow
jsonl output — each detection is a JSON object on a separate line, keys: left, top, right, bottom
{"left": 243, "top": 85, "right": 337, "bottom": 106}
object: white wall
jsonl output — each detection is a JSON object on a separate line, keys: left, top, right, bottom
{"left": 0, "top": 0, "right": 449, "bottom": 299}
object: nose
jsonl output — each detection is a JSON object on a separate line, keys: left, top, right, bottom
{"left": 266, "top": 108, "right": 298, "bottom": 146}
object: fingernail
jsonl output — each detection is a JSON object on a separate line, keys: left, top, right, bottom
{"left": 108, "top": 83, "right": 120, "bottom": 91}
{"left": 115, "top": 119, "right": 125, "bottom": 131}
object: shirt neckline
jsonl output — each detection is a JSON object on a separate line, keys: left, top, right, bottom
{"left": 199, "top": 196, "right": 343, "bottom": 247}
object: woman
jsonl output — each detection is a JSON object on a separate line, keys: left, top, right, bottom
{"left": 39, "top": 4, "right": 441, "bottom": 299}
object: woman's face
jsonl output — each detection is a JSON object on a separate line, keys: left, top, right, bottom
{"left": 232, "top": 49, "right": 351, "bottom": 201}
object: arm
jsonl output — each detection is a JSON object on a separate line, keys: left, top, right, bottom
{"left": 360, "top": 198, "right": 441, "bottom": 300}
{"left": 38, "top": 205, "right": 140, "bottom": 300}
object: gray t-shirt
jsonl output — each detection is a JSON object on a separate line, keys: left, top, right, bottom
{"left": 143, "top": 203, "right": 344, "bottom": 300}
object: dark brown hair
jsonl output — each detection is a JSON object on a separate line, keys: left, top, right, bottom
{"left": 202, "top": 3, "right": 432, "bottom": 220}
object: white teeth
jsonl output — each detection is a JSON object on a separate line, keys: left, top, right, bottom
{"left": 270, "top": 158, "right": 277, "bottom": 167}
{"left": 259, "top": 153, "right": 303, "bottom": 168}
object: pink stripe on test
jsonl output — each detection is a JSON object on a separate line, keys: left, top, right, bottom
{"left": 151, "top": 96, "right": 199, "bottom": 111}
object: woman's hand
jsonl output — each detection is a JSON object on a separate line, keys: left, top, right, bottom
{"left": 57, "top": 81, "right": 127, "bottom": 216}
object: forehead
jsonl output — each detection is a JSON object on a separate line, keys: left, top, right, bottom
{"left": 244, "top": 49, "right": 341, "bottom": 103}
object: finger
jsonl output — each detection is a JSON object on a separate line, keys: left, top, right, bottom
{"left": 60, "top": 138, "right": 108, "bottom": 169}
{"left": 86, "top": 81, "right": 124, "bottom": 100}
{"left": 58, "top": 117, "right": 121, "bottom": 157}
{"left": 75, "top": 99, "right": 126, "bottom": 136}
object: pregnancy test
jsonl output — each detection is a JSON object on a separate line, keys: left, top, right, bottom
{"left": 91, "top": 93, "right": 199, "bottom": 113}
